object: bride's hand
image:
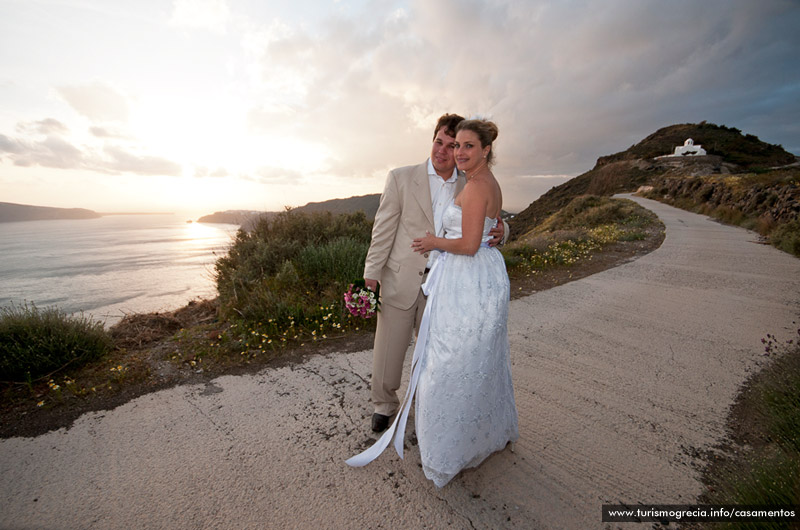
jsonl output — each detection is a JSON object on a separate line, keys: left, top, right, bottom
{"left": 411, "top": 232, "right": 436, "bottom": 253}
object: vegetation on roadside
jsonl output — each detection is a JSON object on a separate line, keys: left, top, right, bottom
{"left": 643, "top": 169, "right": 800, "bottom": 257}
{"left": 0, "top": 195, "right": 665, "bottom": 426}
{"left": 698, "top": 328, "right": 800, "bottom": 529}
{"left": 0, "top": 303, "right": 113, "bottom": 383}
{"left": 771, "top": 220, "right": 800, "bottom": 258}
{"left": 503, "top": 196, "right": 662, "bottom": 278}
{"left": 5, "top": 120, "right": 795, "bottom": 440}
{"left": 210, "top": 208, "right": 375, "bottom": 359}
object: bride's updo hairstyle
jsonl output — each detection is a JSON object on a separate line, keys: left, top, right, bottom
{"left": 456, "top": 119, "right": 499, "bottom": 166}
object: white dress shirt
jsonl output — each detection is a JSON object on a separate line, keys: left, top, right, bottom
{"left": 426, "top": 158, "right": 458, "bottom": 269}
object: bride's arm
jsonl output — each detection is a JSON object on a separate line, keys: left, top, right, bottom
{"left": 411, "top": 184, "right": 487, "bottom": 256}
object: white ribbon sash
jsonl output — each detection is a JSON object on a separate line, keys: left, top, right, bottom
{"left": 345, "top": 252, "right": 449, "bottom": 467}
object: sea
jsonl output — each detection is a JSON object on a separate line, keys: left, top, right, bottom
{"left": 0, "top": 215, "right": 239, "bottom": 327}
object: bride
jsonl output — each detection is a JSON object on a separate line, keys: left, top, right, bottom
{"left": 347, "top": 118, "right": 518, "bottom": 488}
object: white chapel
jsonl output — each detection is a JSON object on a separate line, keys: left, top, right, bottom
{"left": 671, "top": 138, "right": 706, "bottom": 156}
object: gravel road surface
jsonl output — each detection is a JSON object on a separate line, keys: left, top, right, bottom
{"left": 2, "top": 195, "right": 799, "bottom": 529}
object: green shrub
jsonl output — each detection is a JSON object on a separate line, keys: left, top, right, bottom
{"left": 295, "top": 237, "right": 369, "bottom": 288}
{"left": 504, "top": 197, "right": 660, "bottom": 277}
{"left": 214, "top": 209, "right": 373, "bottom": 334}
{"left": 544, "top": 196, "right": 658, "bottom": 232}
{"left": 0, "top": 303, "right": 113, "bottom": 382}
{"left": 502, "top": 231, "right": 601, "bottom": 272}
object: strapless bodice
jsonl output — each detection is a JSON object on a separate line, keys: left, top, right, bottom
{"left": 442, "top": 202, "right": 497, "bottom": 243}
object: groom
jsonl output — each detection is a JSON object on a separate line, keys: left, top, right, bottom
{"left": 363, "top": 113, "right": 507, "bottom": 432}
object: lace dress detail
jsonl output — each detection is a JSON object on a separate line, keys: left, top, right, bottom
{"left": 415, "top": 202, "right": 519, "bottom": 487}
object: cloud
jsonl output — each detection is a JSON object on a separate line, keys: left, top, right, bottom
{"left": 89, "top": 126, "right": 128, "bottom": 139}
{"left": 501, "top": 175, "right": 573, "bottom": 213}
{"left": 240, "top": 0, "right": 800, "bottom": 186}
{"left": 194, "top": 166, "right": 229, "bottom": 178}
{"left": 4, "top": 0, "right": 798, "bottom": 213}
{"left": 103, "top": 146, "right": 183, "bottom": 176}
{"left": 242, "top": 9, "right": 436, "bottom": 178}
{"left": 16, "top": 118, "right": 69, "bottom": 135}
{"left": 170, "top": 0, "right": 230, "bottom": 34}
{"left": 57, "top": 82, "right": 130, "bottom": 123}
{"left": 0, "top": 134, "right": 23, "bottom": 155}
{"left": 403, "top": 0, "right": 800, "bottom": 172}
{"left": 3, "top": 134, "right": 84, "bottom": 169}
{"left": 252, "top": 166, "right": 303, "bottom": 184}
{"left": 0, "top": 120, "right": 182, "bottom": 176}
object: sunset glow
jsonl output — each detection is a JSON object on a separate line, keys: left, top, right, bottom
{"left": 1, "top": 0, "right": 798, "bottom": 215}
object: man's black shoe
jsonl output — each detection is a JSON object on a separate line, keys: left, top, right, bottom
{"left": 371, "top": 413, "right": 391, "bottom": 432}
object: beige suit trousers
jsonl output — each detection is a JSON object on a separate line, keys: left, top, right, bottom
{"left": 371, "top": 287, "right": 427, "bottom": 416}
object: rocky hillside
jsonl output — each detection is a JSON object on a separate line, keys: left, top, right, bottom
{"left": 510, "top": 122, "right": 798, "bottom": 240}
{"left": 644, "top": 170, "right": 799, "bottom": 226}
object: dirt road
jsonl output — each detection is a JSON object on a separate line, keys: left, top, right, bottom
{"left": 2, "top": 196, "right": 799, "bottom": 529}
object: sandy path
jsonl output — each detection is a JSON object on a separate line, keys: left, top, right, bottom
{"left": 2, "top": 196, "right": 799, "bottom": 529}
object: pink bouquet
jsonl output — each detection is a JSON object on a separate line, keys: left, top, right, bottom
{"left": 344, "top": 280, "right": 380, "bottom": 319}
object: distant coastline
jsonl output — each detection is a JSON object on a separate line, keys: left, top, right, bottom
{"left": 0, "top": 202, "right": 179, "bottom": 223}
{"left": 2, "top": 193, "right": 383, "bottom": 225}
{"left": 0, "top": 202, "right": 101, "bottom": 223}
{"left": 196, "top": 194, "right": 382, "bottom": 229}
{"left": 97, "top": 212, "right": 174, "bottom": 216}
{"left": 196, "top": 210, "right": 266, "bottom": 226}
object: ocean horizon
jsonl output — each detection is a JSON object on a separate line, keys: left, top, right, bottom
{"left": 0, "top": 215, "right": 238, "bottom": 327}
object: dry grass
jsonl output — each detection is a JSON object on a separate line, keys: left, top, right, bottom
{"left": 109, "top": 299, "right": 218, "bottom": 350}
{"left": 694, "top": 329, "right": 800, "bottom": 529}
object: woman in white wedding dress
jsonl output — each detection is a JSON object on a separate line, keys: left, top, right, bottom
{"left": 346, "top": 119, "right": 518, "bottom": 488}
{"left": 410, "top": 118, "right": 518, "bottom": 487}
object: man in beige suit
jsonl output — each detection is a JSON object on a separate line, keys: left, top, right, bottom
{"left": 363, "top": 114, "right": 506, "bottom": 432}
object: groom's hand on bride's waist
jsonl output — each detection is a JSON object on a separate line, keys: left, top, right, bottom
{"left": 487, "top": 217, "right": 505, "bottom": 247}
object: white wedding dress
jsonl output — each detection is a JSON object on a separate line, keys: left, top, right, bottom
{"left": 346, "top": 201, "right": 518, "bottom": 488}
{"left": 415, "top": 202, "right": 519, "bottom": 487}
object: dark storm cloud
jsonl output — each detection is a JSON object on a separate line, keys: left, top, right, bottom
{"left": 246, "top": 0, "right": 800, "bottom": 184}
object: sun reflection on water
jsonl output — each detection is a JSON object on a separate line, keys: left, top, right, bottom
{"left": 182, "top": 220, "right": 236, "bottom": 248}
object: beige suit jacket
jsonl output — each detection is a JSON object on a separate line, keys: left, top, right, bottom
{"left": 364, "top": 161, "right": 466, "bottom": 310}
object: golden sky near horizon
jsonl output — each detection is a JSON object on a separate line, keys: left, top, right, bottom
{"left": 1, "top": 0, "right": 798, "bottom": 216}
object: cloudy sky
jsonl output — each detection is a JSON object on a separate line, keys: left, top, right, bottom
{"left": 1, "top": 0, "right": 798, "bottom": 215}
